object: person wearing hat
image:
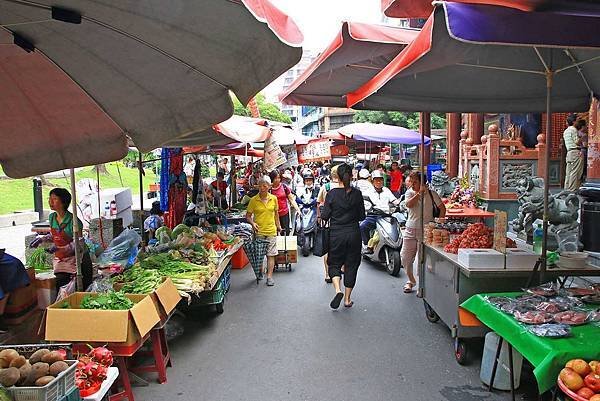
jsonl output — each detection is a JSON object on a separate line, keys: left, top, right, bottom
{"left": 354, "top": 168, "right": 374, "bottom": 195}
{"left": 360, "top": 170, "right": 399, "bottom": 254}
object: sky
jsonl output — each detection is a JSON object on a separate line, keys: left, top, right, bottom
{"left": 262, "top": 0, "right": 390, "bottom": 101}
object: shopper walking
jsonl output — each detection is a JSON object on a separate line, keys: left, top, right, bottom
{"left": 563, "top": 114, "right": 584, "bottom": 191}
{"left": 321, "top": 163, "right": 365, "bottom": 309}
{"left": 246, "top": 176, "right": 282, "bottom": 286}
{"left": 269, "top": 170, "right": 299, "bottom": 235}
{"left": 317, "top": 165, "right": 341, "bottom": 283}
{"left": 401, "top": 171, "right": 446, "bottom": 293}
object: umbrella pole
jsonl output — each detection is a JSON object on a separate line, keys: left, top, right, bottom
{"left": 540, "top": 72, "right": 553, "bottom": 283}
{"left": 70, "top": 168, "right": 83, "bottom": 291}
{"left": 417, "top": 114, "right": 426, "bottom": 298}
{"left": 138, "top": 151, "right": 144, "bottom": 236}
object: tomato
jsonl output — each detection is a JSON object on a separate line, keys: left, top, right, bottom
{"left": 584, "top": 374, "right": 600, "bottom": 392}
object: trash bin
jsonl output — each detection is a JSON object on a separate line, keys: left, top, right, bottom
{"left": 480, "top": 332, "right": 523, "bottom": 391}
{"left": 581, "top": 202, "right": 600, "bottom": 252}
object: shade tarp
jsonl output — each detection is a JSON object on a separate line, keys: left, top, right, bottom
{"left": 0, "top": 0, "right": 302, "bottom": 178}
{"left": 382, "top": 0, "right": 600, "bottom": 18}
{"left": 348, "top": 2, "right": 600, "bottom": 112}
{"left": 337, "top": 123, "right": 431, "bottom": 145}
{"left": 280, "top": 21, "right": 417, "bottom": 107}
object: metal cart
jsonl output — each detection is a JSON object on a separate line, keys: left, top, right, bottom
{"left": 420, "top": 244, "right": 600, "bottom": 365}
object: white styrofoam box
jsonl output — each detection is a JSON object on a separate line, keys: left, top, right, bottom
{"left": 90, "top": 188, "right": 133, "bottom": 216}
{"left": 116, "top": 207, "right": 133, "bottom": 227}
{"left": 458, "top": 248, "right": 504, "bottom": 269}
{"left": 505, "top": 248, "right": 538, "bottom": 270}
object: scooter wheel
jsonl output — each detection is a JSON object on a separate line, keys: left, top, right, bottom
{"left": 387, "top": 250, "right": 402, "bottom": 277}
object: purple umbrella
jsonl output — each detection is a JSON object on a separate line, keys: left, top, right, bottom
{"left": 337, "top": 123, "right": 431, "bottom": 145}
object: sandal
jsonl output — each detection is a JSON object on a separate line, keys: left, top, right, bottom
{"left": 325, "top": 277, "right": 332, "bottom": 283}
{"left": 403, "top": 282, "right": 415, "bottom": 293}
{"left": 330, "top": 292, "right": 343, "bottom": 309}
{"left": 344, "top": 301, "right": 354, "bottom": 308}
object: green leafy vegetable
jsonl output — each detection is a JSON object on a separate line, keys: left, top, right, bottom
{"left": 28, "top": 247, "right": 53, "bottom": 273}
{"left": 81, "top": 291, "right": 134, "bottom": 310}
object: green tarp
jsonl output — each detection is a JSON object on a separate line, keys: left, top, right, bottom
{"left": 461, "top": 292, "right": 600, "bottom": 393}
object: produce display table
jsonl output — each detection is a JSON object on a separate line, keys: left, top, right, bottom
{"left": 461, "top": 293, "right": 600, "bottom": 394}
{"left": 420, "top": 244, "right": 600, "bottom": 364}
{"left": 445, "top": 207, "right": 495, "bottom": 219}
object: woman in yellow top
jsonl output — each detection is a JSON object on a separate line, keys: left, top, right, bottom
{"left": 246, "top": 176, "right": 282, "bottom": 286}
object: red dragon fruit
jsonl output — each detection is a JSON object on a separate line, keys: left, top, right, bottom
{"left": 88, "top": 346, "right": 113, "bottom": 367}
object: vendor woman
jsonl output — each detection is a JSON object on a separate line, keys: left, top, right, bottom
{"left": 32, "top": 188, "right": 93, "bottom": 292}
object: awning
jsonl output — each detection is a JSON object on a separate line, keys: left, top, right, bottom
{"left": 0, "top": 0, "right": 302, "bottom": 177}
{"left": 381, "top": 0, "right": 600, "bottom": 18}
{"left": 348, "top": 2, "right": 600, "bottom": 112}
{"left": 280, "top": 21, "right": 417, "bottom": 107}
{"left": 338, "top": 123, "right": 431, "bottom": 145}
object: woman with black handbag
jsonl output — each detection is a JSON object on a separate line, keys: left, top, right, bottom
{"left": 316, "top": 165, "right": 340, "bottom": 283}
{"left": 321, "top": 163, "right": 365, "bottom": 309}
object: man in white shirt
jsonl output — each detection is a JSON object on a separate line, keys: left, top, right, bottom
{"left": 563, "top": 114, "right": 584, "bottom": 191}
{"left": 360, "top": 170, "right": 399, "bottom": 253}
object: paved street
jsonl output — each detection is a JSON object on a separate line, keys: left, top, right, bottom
{"left": 136, "top": 254, "right": 528, "bottom": 401}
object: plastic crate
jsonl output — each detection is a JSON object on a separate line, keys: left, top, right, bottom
{"left": 58, "top": 387, "right": 81, "bottom": 401}
{"left": 196, "top": 266, "right": 231, "bottom": 305}
{"left": 7, "top": 361, "right": 77, "bottom": 401}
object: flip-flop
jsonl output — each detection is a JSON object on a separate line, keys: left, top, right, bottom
{"left": 330, "top": 292, "right": 343, "bottom": 309}
{"left": 325, "top": 277, "right": 332, "bottom": 283}
{"left": 403, "top": 282, "right": 415, "bottom": 293}
{"left": 344, "top": 301, "right": 354, "bottom": 308}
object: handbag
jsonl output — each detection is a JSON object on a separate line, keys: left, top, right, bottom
{"left": 313, "top": 222, "right": 330, "bottom": 257}
{"left": 428, "top": 189, "right": 441, "bottom": 218}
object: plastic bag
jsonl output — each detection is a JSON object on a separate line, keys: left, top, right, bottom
{"left": 85, "top": 277, "right": 114, "bottom": 293}
{"left": 97, "top": 229, "right": 141, "bottom": 268}
{"left": 56, "top": 277, "right": 76, "bottom": 302}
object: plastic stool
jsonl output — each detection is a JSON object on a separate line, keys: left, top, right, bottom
{"left": 129, "top": 327, "right": 171, "bottom": 384}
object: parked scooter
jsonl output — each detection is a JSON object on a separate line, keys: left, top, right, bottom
{"left": 362, "top": 197, "right": 404, "bottom": 276}
{"left": 295, "top": 194, "right": 318, "bottom": 257}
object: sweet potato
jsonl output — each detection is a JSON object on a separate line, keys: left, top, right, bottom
{"left": 25, "top": 362, "right": 49, "bottom": 386}
{"left": 0, "top": 349, "right": 20, "bottom": 368}
{"left": 28, "top": 349, "right": 50, "bottom": 364}
{"left": 0, "top": 367, "right": 20, "bottom": 387}
{"left": 49, "top": 361, "right": 69, "bottom": 377}
{"left": 35, "top": 376, "right": 55, "bottom": 387}
{"left": 18, "top": 362, "right": 31, "bottom": 385}
{"left": 41, "top": 351, "right": 64, "bottom": 365}
{"left": 9, "top": 356, "right": 27, "bottom": 369}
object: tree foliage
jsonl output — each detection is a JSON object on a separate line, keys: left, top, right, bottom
{"left": 353, "top": 111, "right": 446, "bottom": 130}
{"left": 232, "top": 93, "right": 292, "bottom": 124}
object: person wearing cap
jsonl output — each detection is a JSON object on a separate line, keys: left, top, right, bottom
{"left": 246, "top": 176, "right": 282, "bottom": 286}
{"left": 360, "top": 170, "right": 399, "bottom": 254}
{"left": 354, "top": 168, "right": 374, "bottom": 195}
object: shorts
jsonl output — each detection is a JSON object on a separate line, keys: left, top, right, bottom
{"left": 258, "top": 235, "right": 278, "bottom": 257}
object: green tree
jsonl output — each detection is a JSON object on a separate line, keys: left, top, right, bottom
{"left": 353, "top": 111, "right": 446, "bottom": 129}
{"left": 231, "top": 93, "right": 292, "bottom": 124}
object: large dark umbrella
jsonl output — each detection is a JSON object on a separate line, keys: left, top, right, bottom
{"left": 347, "top": 1, "right": 600, "bottom": 314}
{"left": 0, "top": 0, "right": 303, "bottom": 178}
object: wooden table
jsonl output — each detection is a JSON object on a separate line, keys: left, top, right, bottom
{"left": 445, "top": 207, "right": 496, "bottom": 219}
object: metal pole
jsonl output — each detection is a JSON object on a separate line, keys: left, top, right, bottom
{"left": 69, "top": 168, "right": 83, "bottom": 291}
{"left": 418, "top": 113, "right": 426, "bottom": 298}
{"left": 138, "top": 151, "right": 144, "bottom": 235}
{"left": 540, "top": 71, "right": 553, "bottom": 283}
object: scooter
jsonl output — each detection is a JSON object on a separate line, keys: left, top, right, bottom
{"left": 362, "top": 197, "right": 404, "bottom": 276}
{"left": 295, "top": 196, "right": 318, "bottom": 257}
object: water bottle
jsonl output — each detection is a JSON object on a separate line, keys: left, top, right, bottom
{"left": 110, "top": 200, "right": 117, "bottom": 218}
{"left": 104, "top": 202, "right": 110, "bottom": 219}
{"left": 533, "top": 219, "right": 544, "bottom": 254}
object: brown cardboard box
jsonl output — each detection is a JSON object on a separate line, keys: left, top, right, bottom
{"left": 276, "top": 236, "right": 298, "bottom": 264}
{"left": 115, "top": 278, "right": 181, "bottom": 324}
{"left": 45, "top": 293, "right": 159, "bottom": 344}
{"left": 4, "top": 268, "right": 38, "bottom": 325}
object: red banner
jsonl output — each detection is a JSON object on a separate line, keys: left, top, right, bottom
{"left": 297, "top": 139, "right": 331, "bottom": 163}
{"left": 331, "top": 144, "right": 349, "bottom": 157}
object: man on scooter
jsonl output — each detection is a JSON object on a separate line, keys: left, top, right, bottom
{"left": 298, "top": 171, "right": 320, "bottom": 205}
{"left": 360, "top": 170, "right": 399, "bottom": 254}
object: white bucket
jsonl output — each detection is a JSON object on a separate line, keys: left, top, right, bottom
{"left": 480, "top": 332, "right": 523, "bottom": 391}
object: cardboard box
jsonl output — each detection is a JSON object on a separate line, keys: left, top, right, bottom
{"left": 276, "top": 236, "right": 298, "bottom": 263}
{"left": 4, "top": 269, "right": 38, "bottom": 325}
{"left": 45, "top": 292, "right": 159, "bottom": 344}
{"left": 115, "top": 278, "right": 181, "bottom": 324}
{"left": 458, "top": 248, "right": 504, "bottom": 269}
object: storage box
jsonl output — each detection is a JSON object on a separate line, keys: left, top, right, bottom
{"left": 276, "top": 236, "right": 297, "bottom": 263}
{"left": 457, "top": 248, "right": 504, "bottom": 269}
{"left": 90, "top": 188, "right": 133, "bottom": 214}
{"left": 45, "top": 292, "right": 159, "bottom": 345}
{"left": 35, "top": 272, "right": 57, "bottom": 310}
{"left": 505, "top": 248, "right": 538, "bottom": 270}
{"left": 231, "top": 248, "right": 249, "bottom": 269}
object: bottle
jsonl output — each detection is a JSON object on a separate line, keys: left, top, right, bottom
{"left": 104, "top": 202, "right": 110, "bottom": 219}
{"left": 110, "top": 200, "right": 117, "bottom": 218}
{"left": 533, "top": 219, "right": 543, "bottom": 254}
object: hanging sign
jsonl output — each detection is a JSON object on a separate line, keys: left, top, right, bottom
{"left": 280, "top": 145, "right": 299, "bottom": 169}
{"left": 263, "top": 132, "right": 287, "bottom": 171}
{"left": 331, "top": 144, "right": 350, "bottom": 157}
{"left": 297, "top": 139, "right": 331, "bottom": 163}
{"left": 493, "top": 210, "right": 508, "bottom": 254}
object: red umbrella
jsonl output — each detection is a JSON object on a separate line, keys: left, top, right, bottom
{"left": 280, "top": 22, "right": 417, "bottom": 107}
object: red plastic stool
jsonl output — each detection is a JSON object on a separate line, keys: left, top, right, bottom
{"left": 109, "top": 356, "right": 135, "bottom": 401}
{"left": 129, "top": 327, "right": 171, "bottom": 384}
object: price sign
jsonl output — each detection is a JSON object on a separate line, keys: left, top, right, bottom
{"left": 493, "top": 210, "right": 508, "bottom": 254}
{"left": 297, "top": 139, "right": 331, "bottom": 163}
{"left": 263, "top": 133, "right": 287, "bottom": 171}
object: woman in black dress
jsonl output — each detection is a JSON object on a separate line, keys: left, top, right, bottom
{"left": 321, "top": 163, "right": 366, "bottom": 309}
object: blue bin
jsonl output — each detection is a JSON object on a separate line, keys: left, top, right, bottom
{"left": 427, "top": 164, "right": 443, "bottom": 182}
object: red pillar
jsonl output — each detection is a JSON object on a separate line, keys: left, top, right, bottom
{"left": 588, "top": 98, "right": 600, "bottom": 182}
{"left": 468, "top": 113, "right": 484, "bottom": 144}
{"left": 446, "top": 113, "right": 461, "bottom": 177}
{"left": 420, "top": 112, "right": 431, "bottom": 166}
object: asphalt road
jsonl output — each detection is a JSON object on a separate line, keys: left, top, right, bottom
{"left": 135, "top": 254, "right": 534, "bottom": 401}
